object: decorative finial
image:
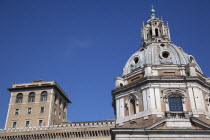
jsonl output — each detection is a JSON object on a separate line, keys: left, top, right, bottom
{"left": 151, "top": 5, "right": 155, "bottom": 19}
{"left": 142, "top": 21, "right": 144, "bottom": 26}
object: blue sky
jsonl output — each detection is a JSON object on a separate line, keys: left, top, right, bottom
{"left": 0, "top": 0, "right": 210, "bottom": 129}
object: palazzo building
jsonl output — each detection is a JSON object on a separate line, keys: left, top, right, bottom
{"left": 0, "top": 7, "right": 210, "bottom": 140}
{"left": 0, "top": 80, "right": 114, "bottom": 140}
{"left": 5, "top": 80, "right": 71, "bottom": 129}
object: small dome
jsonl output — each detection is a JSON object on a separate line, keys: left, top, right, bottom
{"left": 123, "top": 43, "right": 202, "bottom": 76}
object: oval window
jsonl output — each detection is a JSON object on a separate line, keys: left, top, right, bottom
{"left": 161, "top": 51, "right": 170, "bottom": 59}
{"left": 134, "top": 57, "right": 139, "bottom": 64}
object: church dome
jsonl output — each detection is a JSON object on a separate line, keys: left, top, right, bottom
{"left": 122, "top": 9, "right": 203, "bottom": 76}
{"left": 123, "top": 43, "right": 203, "bottom": 76}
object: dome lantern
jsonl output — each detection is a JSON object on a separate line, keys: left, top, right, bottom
{"left": 141, "top": 8, "right": 171, "bottom": 47}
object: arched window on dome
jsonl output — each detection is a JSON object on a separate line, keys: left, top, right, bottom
{"left": 28, "top": 92, "right": 35, "bottom": 102}
{"left": 40, "top": 91, "right": 48, "bottom": 102}
{"left": 125, "top": 94, "right": 139, "bottom": 116}
{"left": 155, "top": 28, "right": 159, "bottom": 37}
{"left": 190, "top": 56, "right": 196, "bottom": 63}
{"left": 130, "top": 99, "right": 136, "bottom": 115}
{"left": 16, "top": 93, "right": 23, "bottom": 103}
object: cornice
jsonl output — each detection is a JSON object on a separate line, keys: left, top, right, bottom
{"left": 112, "top": 76, "right": 210, "bottom": 96}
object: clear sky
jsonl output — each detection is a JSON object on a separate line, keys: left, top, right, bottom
{"left": 0, "top": 0, "right": 210, "bottom": 129}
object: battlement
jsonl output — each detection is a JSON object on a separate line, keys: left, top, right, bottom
{"left": 0, "top": 120, "right": 115, "bottom": 139}
{"left": 1, "top": 120, "right": 115, "bottom": 133}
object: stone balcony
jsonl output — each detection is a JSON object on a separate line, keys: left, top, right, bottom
{"left": 165, "top": 111, "right": 189, "bottom": 119}
{"left": 165, "top": 111, "right": 191, "bottom": 128}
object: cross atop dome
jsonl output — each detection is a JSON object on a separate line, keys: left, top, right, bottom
{"left": 151, "top": 5, "right": 155, "bottom": 19}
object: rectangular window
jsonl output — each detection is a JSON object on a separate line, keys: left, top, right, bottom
{"left": 40, "top": 107, "right": 45, "bottom": 113}
{"left": 28, "top": 108, "right": 32, "bottom": 114}
{"left": 39, "top": 120, "right": 43, "bottom": 127}
{"left": 12, "top": 122, "right": 17, "bottom": 128}
{"left": 168, "top": 97, "right": 183, "bottom": 111}
{"left": 15, "top": 109, "right": 19, "bottom": 115}
{"left": 25, "top": 121, "right": 30, "bottom": 127}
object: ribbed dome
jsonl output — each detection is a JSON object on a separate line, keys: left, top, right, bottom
{"left": 123, "top": 43, "right": 202, "bottom": 76}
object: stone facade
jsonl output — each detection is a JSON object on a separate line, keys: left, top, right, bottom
{"left": 5, "top": 80, "right": 71, "bottom": 129}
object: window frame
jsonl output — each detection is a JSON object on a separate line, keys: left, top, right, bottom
{"left": 168, "top": 97, "right": 183, "bottom": 112}
{"left": 15, "top": 109, "right": 19, "bottom": 115}
{"left": 163, "top": 89, "right": 186, "bottom": 112}
{"left": 25, "top": 120, "right": 30, "bottom": 127}
{"left": 38, "top": 119, "right": 43, "bottom": 127}
{"left": 125, "top": 94, "right": 139, "bottom": 116}
{"left": 12, "top": 121, "right": 17, "bottom": 128}
{"left": 40, "top": 91, "right": 48, "bottom": 102}
{"left": 28, "top": 92, "right": 35, "bottom": 103}
{"left": 16, "top": 93, "right": 23, "bottom": 103}
{"left": 40, "top": 107, "right": 45, "bottom": 113}
{"left": 27, "top": 108, "right": 32, "bottom": 114}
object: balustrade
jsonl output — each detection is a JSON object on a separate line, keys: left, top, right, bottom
{"left": 165, "top": 111, "right": 188, "bottom": 119}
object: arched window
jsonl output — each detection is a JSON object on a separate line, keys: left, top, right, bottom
{"left": 40, "top": 91, "right": 48, "bottom": 102}
{"left": 28, "top": 92, "right": 35, "bottom": 102}
{"left": 155, "top": 28, "right": 159, "bottom": 37}
{"left": 168, "top": 97, "right": 183, "bottom": 111}
{"left": 130, "top": 99, "right": 136, "bottom": 115}
{"left": 125, "top": 94, "right": 139, "bottom": 116}
{"left": 16, "top": 93, "right": 23, "bottom": 103}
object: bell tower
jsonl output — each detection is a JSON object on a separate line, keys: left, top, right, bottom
{"left": 141, "top": 6, "right": 171, "bottom": 47}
